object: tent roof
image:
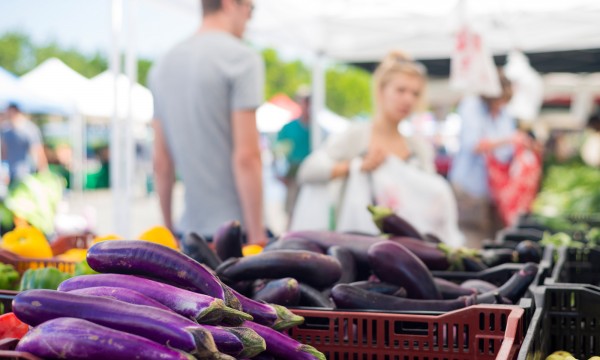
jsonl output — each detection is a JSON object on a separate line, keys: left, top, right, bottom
{"left": 0, "top": 66, "right": 70, "bottom": 114}
{"left": 20, "top": 58, "right": 90, "bottom": 110}
{"left": 246, "top": 0, "right": 600, "bottom": 62}
{"left": 78, "top": 71, "right": 154, "bottom": 121}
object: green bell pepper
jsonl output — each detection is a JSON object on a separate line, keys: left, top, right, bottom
{"left": 19, "top": 267, "right": 71, "bottom": 291}
{"left": 0, "top": 264, "right": 19, "bottom": 290}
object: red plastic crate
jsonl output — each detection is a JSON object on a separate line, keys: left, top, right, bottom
{"left": 288, "top": 305, "right": 525, "bottom": 360}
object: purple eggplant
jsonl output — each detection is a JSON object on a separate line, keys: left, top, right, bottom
{"left": 368, "top": 242, "right": 442, "bottom": 300}
{"left": 217, "top": 250, "right": 342, "bottom": 289}
{"left": 279, "top": 231, "right": 381, "bottom": 264}
{"left": 349, "top": 281, "right": 407, "bottom": 297}
{"left": 476, "top": 263, "right": 538, "bottom": 304}
{"left": 182, "top": 232, "right": 223, "bottom": 270}
{"left": 515, "top": 241, "right": 542, "bottom": 263}
{"left": 203, "top": 325, "right": 266, "bottom": 358}
{"left": 253, "top": 278, "right": 301, "bottom": 306}
{"left": 460, "top": 279, "right": 498, "bottom": 294}
{"left": 433, "top": 278, "right": 477, "bottom": 299}
{"left": 228, "top": 287, "right": 304, "bottom": 331}
{"left": 13, "top": 290, "right": 221, "bottom": 359}
{"left": 298, "top": 283, "right": 335, "bottom": 308}
{"left": 67, "top": 286, "right": 173, "bottom": 311}
{"left": 479, "top": 249, "right": 518, "bottom": 267}
{"left": 423, "top": 233, "right": 442, "bottom": 244}
{"left": 86, "top": 240, "right": 241, "bottom": 310}
{"left": 214, "top": 221, "right": 244, "bottom": 261}
{"left": 264, "top": 239, "right": 325, "bottom": 254}
{"left": 387, "top": 237, "right": 451, "bottom": 270}
{"left": 462, "top": 256, "right": 489, "bottom": 272}
{"left": 15, "top": 317, "right": 198, "bottom": 360}
{"left": 326, "top": 246, "right": 356, "bottom": 284}
{"left": 58, "top": 274, "right": 251, "bottom": 324}
{"left": 331, "top": 284, "right": 475, "bottom": 312}
{"left": 368, "top": 205, "right": 424, "bottom": 239}
{"left": 243, "top": 321, "right": 326, "bottom": 360}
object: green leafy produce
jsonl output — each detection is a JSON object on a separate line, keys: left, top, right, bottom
{"left": 533, "top": 164, "right": 600, "bottom": 216}
{"left": 4, "top": 171, "right": 65, "bottom": 235}
{"left": 0, "top": 263, "right": 19, "bottom": 290}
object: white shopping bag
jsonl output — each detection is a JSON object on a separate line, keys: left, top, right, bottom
{"left": 450, "top": 25, "right": 501, "bottom": 98}
{"left": 336, "top": 157, "right": 464, "bottom": 247}
{"left": 289, "top": 178, "right": 346, "bottom": 232}
{"left": 505, "top": 50, "right": 544, "bottom": 124}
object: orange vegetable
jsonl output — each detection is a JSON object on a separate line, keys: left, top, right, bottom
{"left": 242, "top": 244, "right": 263, "bottom": 257}
{"left": 91, "top": 234, "right": 122, "bottom": 245}
{"left": 137, "top": 226, "right": 179, "bottom": 250}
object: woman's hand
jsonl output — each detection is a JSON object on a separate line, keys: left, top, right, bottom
{"left": 361, "top": 147, "right": 387, "bottom": 172}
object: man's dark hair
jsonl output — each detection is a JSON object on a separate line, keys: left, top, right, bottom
{"left": 7, "top": 102, "right": 20, "bottom": 112}
{"left": 201, "top": 0, "right": 223, "bottom": 15}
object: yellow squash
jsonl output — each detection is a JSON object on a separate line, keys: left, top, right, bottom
{"left": 138, "top": 226, "right": 179, "bottom": 250}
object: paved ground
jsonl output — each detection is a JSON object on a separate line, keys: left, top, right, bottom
{"left": 65, "top": 165, "right": 289, "bottom": 238}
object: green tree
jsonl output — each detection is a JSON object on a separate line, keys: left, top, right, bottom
{"left": 0, "top": 32, "right": 35, "bottom": 75}
{"left": 262, "top": 48, "right": 311, "bottom": 100}
{"left": 137, "top": 58, "right": 153, "bottom": 86}
{"left": 326, "top": 65, "right": 372, "bottom": 118}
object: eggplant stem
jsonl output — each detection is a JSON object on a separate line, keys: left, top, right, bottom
{"left": 299, "top": 344, "right": 327, "bottom": 360}
{"left": 227, "top": 327, "right": 267, "bottom": 358}
{"left": 271, "top": 305, "right": 305, "bottom": 331}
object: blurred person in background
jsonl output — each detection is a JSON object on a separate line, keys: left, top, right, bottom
{"left": 297, "top": 50, "right": 435, "bottom": 200}
{"left": 149, "top": 0, "right": 268, "bottom": 246}
{"left": 448, "top": 69, "right": 530, "bottom": 247}
{"left": 274, "top": 87, "right": 312, "bottom": 221}
{"left": 0, "top": 103, "right": 48, "bottom": 185}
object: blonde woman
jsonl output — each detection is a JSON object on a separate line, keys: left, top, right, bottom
{"left": 297, "top": 50, "right": 435, "bottom": 186}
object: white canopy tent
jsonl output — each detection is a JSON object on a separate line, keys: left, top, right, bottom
{"left": 107, "top": 0, "right": 600, "bottom": 235}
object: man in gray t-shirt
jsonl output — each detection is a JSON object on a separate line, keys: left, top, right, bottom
{"left": 149, "top": 0, "right": 267, "bottom": 245}
{"left": 1, "top": 103, "right": 48, "bottom": 184}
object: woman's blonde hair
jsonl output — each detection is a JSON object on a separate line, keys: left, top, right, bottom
{"left": 373, "top": 50, "right": 427, "bottom": 91}
{"left": 372, "top": 50, "right": 428, "bottom": 110}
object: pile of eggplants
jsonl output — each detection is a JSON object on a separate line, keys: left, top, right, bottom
{"left": 11, "top": 239, "right": 326, "bottom": 360}
{"left": 202, "top": 212, "right": 541, "bottom": 314}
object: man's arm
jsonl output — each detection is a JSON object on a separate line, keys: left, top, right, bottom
{"left": 32, "top": 144, "right": 48, "bottom": 172}
{"left": 231, "top": 110, "right": 266, "bottom": 246}
{"left": 153, "top": 119, "right": 176, "bottom": 231}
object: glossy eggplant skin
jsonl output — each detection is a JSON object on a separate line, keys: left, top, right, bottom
{"left": 279, "top": 231, "right": 381, "bottom": 264}
{"left": 476, "top": 263, "right": 538, "bottom": 304}
{"left": 298, "top": 283, "right": 335, "bottom": 308}
{"left": 264, "top": 239, "right": 325, "bottom": 254}
{"left": 326, "top": 246, "right": 356, "bottom": 284}
{"left": 15, "top": 318, "right": 196, "bottom": 360}
{"left": 433, "top": 278, "right": 477, "bottom": 299}
{"left": 348, "top": 281, "right": 406, "bottom": 297}
{"left": 12, "top": 290, "right": 219, "bottom": 358}
{"left": 460, "top": 279, "right": 498, "bottom": 294}
{"left": 331, "top": 284, "right": 474, "bottom": 312}
{"left": 214, "top": 221, "right": 244, "bottom": 261}
{"left": 368, "top": 205, "right": 424, "bottom": 240}
{"left": 252, "top": 278, "right": 301, "bottom": 307}
{"left": 86, "top": 240, "right": 240, "bottom": 310}
{"left": 182, "top": 232, "right": 223, "bottom": 270}
{"left": 368, "top": 242, "right": 442, "bottom": 300}
{"left": 217, "top": 250, "right": 342, "bottom": 289}
{"left": 479, "top": 249, "right": 517, "bottom": 267}
{"left": 387, "top": 237, "right": 450, "bottom": 270}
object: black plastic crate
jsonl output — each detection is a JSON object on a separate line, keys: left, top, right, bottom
{"left": 0, "top": 291, "right": 16, "bottom": 314}
{"left": 517, "top": 285, "right": 600, "bottom": 360}
{"left": 546, "top": 247, "right": 600, "bottom": 286}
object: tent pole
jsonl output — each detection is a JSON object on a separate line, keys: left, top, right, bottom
{"left": 110, "top": 0, "right": 127, "bottom": 236}
{"left": 124, "top": 0, "right": 137, "bottom": 235}
{"left": 310, "top": 52, "right": 326, "bottom": 151}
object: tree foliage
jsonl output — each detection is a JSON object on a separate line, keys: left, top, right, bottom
{"left": 0, "top": 32, "right": 373, "bottom": 117}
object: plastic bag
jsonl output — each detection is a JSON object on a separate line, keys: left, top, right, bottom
{"left": 289, "top": 178, "right": 345, "bottom": 232}
{"left": 450, "top": 25, "right": 501, "bottom": 97}
{"left": 487, "top": 145, "right": 542, "bottom": 226}
{"left": 505, "top": 50, "right": 544, "bottom": 124}
{"left": 336, "top": 157, "right": 464, "bottom": 246}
